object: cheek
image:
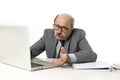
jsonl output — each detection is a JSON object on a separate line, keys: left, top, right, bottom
{"left": 62, "top": 32, "right": 68, "bottom": 37}
{"left": 54, "top": 31, "right": 57, "bottom": 35}
{"left": 63, "top": 31, "right": 71, "bottom": 37}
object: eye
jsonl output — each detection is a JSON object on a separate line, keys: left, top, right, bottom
{"left": 62, "top": 26, "right": 69, "bottom": 30}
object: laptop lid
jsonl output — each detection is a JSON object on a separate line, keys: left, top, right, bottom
{"left": 0, "top": 26, "right": 31, "bottom": 70}
{"left": 0, "top": 25, "right": 58, "bottom": 71}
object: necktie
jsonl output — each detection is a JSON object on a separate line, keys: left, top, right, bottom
{"left": 56, "top": 40, "right": 64, "bottom": 58}
{"left": 60, "top": 40, "right": 65, "bottom": 47}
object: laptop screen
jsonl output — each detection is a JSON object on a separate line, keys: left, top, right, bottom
{"left": 0, "top": 26, "right": 31, "bottom": 70}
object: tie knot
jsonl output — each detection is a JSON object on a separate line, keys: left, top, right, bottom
{"left": 60, "top": 40, "right": 65, "bottom": 47}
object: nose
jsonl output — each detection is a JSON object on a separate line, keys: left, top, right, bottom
{"left": 57, "top": 28, "right": 62, "bottom": 33}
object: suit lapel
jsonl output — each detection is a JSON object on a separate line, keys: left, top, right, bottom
{"left": 64, "top": 38, "right": 71, "bottom": 53}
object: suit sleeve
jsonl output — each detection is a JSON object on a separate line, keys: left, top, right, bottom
{"left": 30, "top": 31, "right": 46, "bottom": 58}
{"left": 72, "top": 30, "right": 97, "bottom": 63}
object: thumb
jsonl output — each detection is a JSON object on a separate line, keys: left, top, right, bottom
{"left": 60, "top": 47, "right": 65, "bottom": 54}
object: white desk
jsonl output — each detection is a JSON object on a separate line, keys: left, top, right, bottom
{"left": 0, "top": 63, "right": 120, "bottom": 80}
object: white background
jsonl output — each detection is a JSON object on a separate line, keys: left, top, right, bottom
{"left": 0, "top": 0, "right": 120, "bottom": 64}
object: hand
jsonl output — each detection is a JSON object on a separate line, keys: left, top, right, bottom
{"left": 52, "top": 47, "right": 69, "bottom": 66}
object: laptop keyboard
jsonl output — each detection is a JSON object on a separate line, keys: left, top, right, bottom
{"left": 31, "top": 62, "right": 44, "bottom": 67}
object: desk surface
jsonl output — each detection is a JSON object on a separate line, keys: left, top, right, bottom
{"left": 0, "top": 63, "right": 120, "bottom": 80}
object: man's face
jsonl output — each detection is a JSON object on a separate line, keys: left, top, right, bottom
{"left": 54, "top": 15, "right": 73, "bottom": 40}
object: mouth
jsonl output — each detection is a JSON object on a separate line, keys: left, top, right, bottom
{"left": 57, "top": 33, "right": 63, "bottom": 37}
{"left": 56, "top": 33, "right": 64, "bottom": 39}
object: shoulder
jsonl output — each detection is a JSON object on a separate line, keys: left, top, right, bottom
{"left": 43, "top": 29, "right": 54, "bottom": 38}
{"left": 43, "top": 29, "right": 54, "bottom": 36}
{"left": 72, "top": 28, "right": 86, "bottom": 36}
{"left": 44, "top": 29, "right": 54, "bottom": 33}
{"left": 69, "top": 28, "right": 86, "bottom": 42}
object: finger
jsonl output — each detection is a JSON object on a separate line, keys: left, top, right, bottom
{"left": 52, "top": 59, "right": 63, "bottom": 65}
{"left": 52, "top": 59, "right": 59, "bottom": 64}
{"left": 60, "top": 47, "right": 65, "bottom": 54}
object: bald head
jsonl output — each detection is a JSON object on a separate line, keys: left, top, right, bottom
{"left": 53, "top": 13, "right": 74, "bottom": 40}
{"left": 54, "top": 13, "right": 74, "bottom": 28}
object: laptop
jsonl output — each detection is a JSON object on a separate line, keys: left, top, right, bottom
{"left": 0, "top": 25, "right": 58, "bottom": 71}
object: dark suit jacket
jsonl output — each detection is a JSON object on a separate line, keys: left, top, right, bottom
{"left": 30, "top": 28, "right": 97, "bottom": 63}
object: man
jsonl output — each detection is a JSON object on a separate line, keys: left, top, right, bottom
{"left": 30, "top": 13, "right": 97, "bottom": 66}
